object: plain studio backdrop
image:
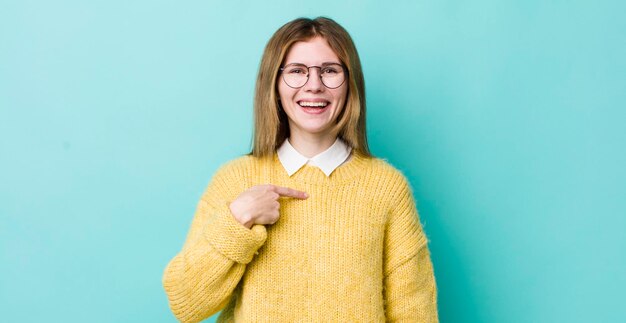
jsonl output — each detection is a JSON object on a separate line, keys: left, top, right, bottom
{"left": 1, "top": 1, "right": 624, "bottom": 322}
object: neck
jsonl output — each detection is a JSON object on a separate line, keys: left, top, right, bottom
{"left": 288, "top": 130, "right": 338, "bottom": 158}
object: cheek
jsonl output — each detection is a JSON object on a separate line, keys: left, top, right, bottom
{"left": 277, "top": 81, "right": 295, "bottom": 101}
{"left": 333, "top": 87, "right": 349, "bottom": 109}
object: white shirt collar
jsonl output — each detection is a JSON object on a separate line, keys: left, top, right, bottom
{"left": 277, "top": 138, "right": 352, "bottom": 177}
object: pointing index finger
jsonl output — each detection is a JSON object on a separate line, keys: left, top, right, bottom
{"left": 272, "top": 185, "right": 308, "bottom": 199}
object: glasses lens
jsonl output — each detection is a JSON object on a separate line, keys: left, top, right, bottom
{"left": 282, "top": 65, "right": 308, "bottom": 88}
{"left": 320, "top": 64, "right": 345, "bottom": 89}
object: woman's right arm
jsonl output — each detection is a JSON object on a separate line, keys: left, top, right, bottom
{"left": 162, "top": 163, "right": 268, "bottom": 323}
{"left": 162, "top": 162, "right": 307, "bottom": 323}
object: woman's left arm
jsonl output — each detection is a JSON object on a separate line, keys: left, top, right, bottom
{"left": 383, "top": 173, "right": 439, "bottom": 322}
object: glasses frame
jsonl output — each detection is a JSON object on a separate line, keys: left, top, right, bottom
{"left": 279, "top": 63, "right": 347, "bottom": 89}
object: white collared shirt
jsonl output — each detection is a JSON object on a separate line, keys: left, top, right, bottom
{"left": 277, "top": 138, "right": 352, "bottom": 177}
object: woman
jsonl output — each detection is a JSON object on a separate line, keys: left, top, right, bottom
{"left": 163, "top": 17, "right": 438, "bottom": 322}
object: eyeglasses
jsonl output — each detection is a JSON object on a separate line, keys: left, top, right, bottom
{"left": 279, "top": 63, "right": 346, "bottom": 89}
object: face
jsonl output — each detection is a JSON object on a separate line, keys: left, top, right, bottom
{"left": 277, "top": 37, "right": 348, "bottom": 139}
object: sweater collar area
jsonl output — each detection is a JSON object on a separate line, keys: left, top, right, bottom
{"left": 277, "top": 138, "right": 352, "bottom": 177}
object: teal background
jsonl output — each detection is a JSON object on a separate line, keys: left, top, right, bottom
{"left": 1, "top": 0, "right": 624, "bottom": 322}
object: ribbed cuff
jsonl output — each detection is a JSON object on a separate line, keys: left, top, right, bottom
{"left": 204, "top": 204, "right": 267, "bottom": 264}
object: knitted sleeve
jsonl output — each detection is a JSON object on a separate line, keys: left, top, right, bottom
{"left": 162, "top": 159, "right": 267, "bottom": 323}
{"left": 383, "top": 171, "right": 439, "bottom": 322}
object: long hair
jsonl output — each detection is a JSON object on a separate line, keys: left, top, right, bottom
{"left": 251, "top": 17, "right": 370, "bottom": 157}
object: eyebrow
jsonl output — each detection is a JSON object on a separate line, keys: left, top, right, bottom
{"left": 284, "top": 61, "right": 342, "bottom": 66}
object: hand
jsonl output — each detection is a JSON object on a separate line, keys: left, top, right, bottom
{"left": 229, "top": 184, "right": 308, "bottom": 229}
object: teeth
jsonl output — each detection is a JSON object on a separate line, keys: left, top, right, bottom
{"left": 299, "top": 101, "right": 328, "bottom": 107}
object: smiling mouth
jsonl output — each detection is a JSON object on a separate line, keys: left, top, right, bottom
{"left": 297, "top": 100, "right": 329, "bottom": 109}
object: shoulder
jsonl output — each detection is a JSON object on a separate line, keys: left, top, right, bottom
{"left": 367, "top": 157, "right": 411, "bottom": 186}
{"left": 215, "top": 153, "right": 274, "bottom": 175}
{"left": 362, "top": 157, "right": 417, "bottom": 209}
{"left": 215, "top": 154, "right": 257, "bottom": 173}
{"left": 201, "top": 155, "right": 262, "bottom": 200}
{"left": 206, "top": 155, "right": 256, "bottom": 186}
{"left": 211, "top": 154, "right": 275, "bottom": 183}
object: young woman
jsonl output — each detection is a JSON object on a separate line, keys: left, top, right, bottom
{"left": 163, "top": 17, "right": 439, "bottom": 322}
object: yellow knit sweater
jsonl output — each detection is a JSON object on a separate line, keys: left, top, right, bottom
{"left": 163, "top": 152, "right": 438, "bottom": 322}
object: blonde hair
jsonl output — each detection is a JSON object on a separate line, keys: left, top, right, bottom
{"left": 251, "top": 17, "right": 370, "bottom": 157}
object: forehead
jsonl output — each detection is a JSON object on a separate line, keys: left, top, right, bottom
{"left": 283, "top": 37, "right": 341, "bottom": 65}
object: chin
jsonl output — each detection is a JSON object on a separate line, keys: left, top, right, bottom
{"left": 300, "top": 125, "right": 335, "bottom": 136}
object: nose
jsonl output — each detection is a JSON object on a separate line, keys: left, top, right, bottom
{"left": 302, "top": 67, "right": 324, "bottom": 93}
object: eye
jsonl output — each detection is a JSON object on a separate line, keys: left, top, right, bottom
{"left": 286, "top": 67, "right": 307, "bottom": 74}
{"left": 322, "top": 66, "right": 340, "bottom": 74}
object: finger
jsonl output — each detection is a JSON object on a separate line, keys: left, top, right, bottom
{"left": 272, "top": 185, "right": 308, "bottom": 199}
{"left": 269, "top": 214, "right": 279, "bottom": 225}
{"left": 258, "top": 210, "right": 280, "bottom": 225}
